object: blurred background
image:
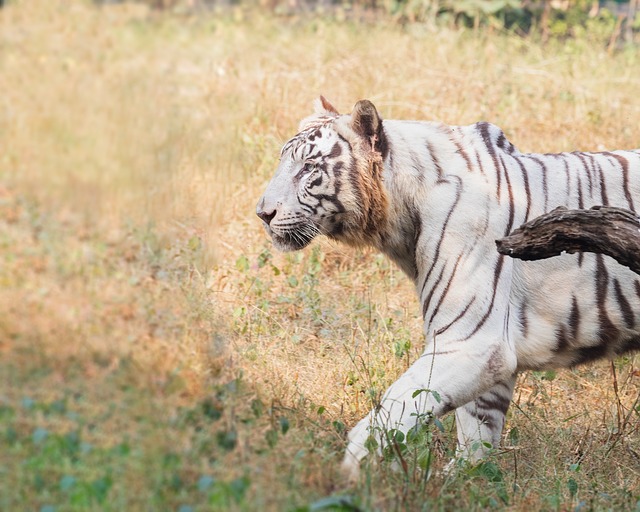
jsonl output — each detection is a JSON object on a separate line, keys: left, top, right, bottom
{"left": 1, "top": 1, "right": 639, "bottom": 510}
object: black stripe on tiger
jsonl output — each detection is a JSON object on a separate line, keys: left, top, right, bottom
{"left": 464, "top": 255, "right": 505, "bottom": 341}
{"left": 440, "top": 124, "right": 475, "bottom": 173}
{"left": 473, "top": 148, "right": 487, "bottom": 176}
{"left": 386, "top": 137, "right": 395, "bottom": 169}
{"left": 562, "top": 156, "right": 571, "bottom": 198}
{"left": 315, "top": 194, "right": 346, "bottom": 214}
{"left": 555, "top": 325, "right": 570, "bottom": 353}
{"left": 620, "top": 334, "right": 640, "bottom": 354}
{"left": 422, "top": 264, "right": 446, "bottom": 319}
{"left": 428, "top": 253, "right": 465, "bottom": 325}
{"left": 328, "top": 141, "right": 342, "bottom": 158}
{"left": 585, "top": 153, "right": 609, "bottom": 205}
{"left": 613, "top": 279, "right": 635, "bottom": 329}
{"left": 410, "top": 147, "right": 426, "bottom": 183}
{"left": 475, "top": 391, "right": 511, "bottom": 415}
{"left": 518, "top": 300, "right": 529, "bottom": 339}
{"left": 453, "top": 135, "right": 474, "bottom": 172}
{"left": 496, "top": 132, "right": 516, "bottom": 154}
{"left": 602, "top": 151, "right": 635, "bottom": 212}
{"left": 410, "top": 204, "right": 422, "bottom": 280}
{"left": 575, "top": 344, "right": 609, "bottom": 366}
{"left": 435, "top": 296, "right": 477, "bottom": 337}
{"left": 573, "top": 152, "right": 594, "bottom": 198}
{"left": 522, "top": 155, "right": 549, "bottom": 212}
{"left": 419, "top": 174, "right": 462, "bottom": 299}
{"left": 499, "top": 155, "right": 515, "bottom": 237}
{"left": 575, "top": 167, "right": 585, "bottom": 209}
{"left": 427, "top": 142, "right": 444, "bottom": 179}
{"left": 509, "top": 154, "right": 532, "bottom": 224}
{"left": 569, "top": 295, "right": 580, "bottom": 341}
{"left": 478, "top": 123, "right": 501, "bottom": 200}
{"left": 595, "top": 254, "right": 620, "bottom": 345}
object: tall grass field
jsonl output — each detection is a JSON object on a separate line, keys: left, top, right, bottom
{"left": 1, "top": 1, "right": 639, "bottom": 510}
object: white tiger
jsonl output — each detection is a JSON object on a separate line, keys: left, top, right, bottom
{"left": 256, "top": 97, "right": 640, "bottom": 479}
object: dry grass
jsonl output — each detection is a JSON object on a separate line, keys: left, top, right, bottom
{"left": 0, "top": 0, "right": 639, "bottom": 510}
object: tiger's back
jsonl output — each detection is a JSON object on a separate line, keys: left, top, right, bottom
{"left": 447, "top": 122, "right": 640, "bottom": 371}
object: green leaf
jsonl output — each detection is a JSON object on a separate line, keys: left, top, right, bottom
{"left": 364, "top": 434, "right": 378, "bottom": 453}
{"left": 32, "top": 427, "right": 49, "bottom": 444}
{"left": 394, "top": 340, "right": 411, "bottom": 358}
{"left": 392, "top": 430, "right": 405, "bottom": 443}
{"left": 235, "top": 255, "right": 249, "bottom": 272}
{"left": 309, "top": 495, "right": 360, "bottom": 511}
{"left": 567, "top": 477, "right": 578, "bottom": 497}
{"left": 508, "top": 427, "right": 520, "bottom": 446}
{"left": 332, "top": 420, "right": 345, "bottom": 433}
{"left": 265, "top": 429, "right": 278, "bottom": 448}
{"left": 113, "top": 442, "right": 130, "bottom": 456}
{"left": 60, "top": 475, "right": 76, "bottom": 492}
{"left": 197, "top": 475, "right": 215, "bottom": 492}
{"left": 229, "top": 476, "right": 250, "bottom": 503}
{"left": 188, "top": 236, "right": 201, "bottom": 252}
{"left": 216, "top": 429, "right": 237, "bottom": 451}
{"left": 474, "top": 461, "right": 504, "bottom": 483}
{"left": 257, "top": 249, "right": 271, "bottom": 268}
{"left": 279, "top": 416, "right": 290, "bottom": 435}
{"left": 91, "top": 475, "right": 113, "bottom": 504}
{"left": 34, "top": 473, "right": 46, "bottom": 492}
{"left": 0, "top": 404, "right": 15, "bottom": 420}
{"left": 49, "top": 399, "right": 67, "bottom": 414}
{"left": 251, "top": 398, "right": 264, "bottom": 418}
{"left": 202, "top": 398, "right": 223, "bottom": 421}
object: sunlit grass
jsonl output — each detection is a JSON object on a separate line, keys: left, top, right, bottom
{"left": 1, "top": 0, "right": 639, "bottom": 510}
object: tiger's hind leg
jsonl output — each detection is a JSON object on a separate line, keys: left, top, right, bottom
{"left": 454, "top": 375, "right": 516, "bottom": 463}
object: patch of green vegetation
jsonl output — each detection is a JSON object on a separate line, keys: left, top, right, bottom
{"left": 0, "top": 366, "right": 254, "bottom": 510}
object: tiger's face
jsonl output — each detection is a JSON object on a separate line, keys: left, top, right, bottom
{"left": 257, "top": 122, "right": 351, "bottom": 251}
{"left": 257, "top": 97, "right": 388, "bottom": 252}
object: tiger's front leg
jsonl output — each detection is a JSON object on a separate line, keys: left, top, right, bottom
{"left": 341, "top": 339, "right": 517, "bottom": 481}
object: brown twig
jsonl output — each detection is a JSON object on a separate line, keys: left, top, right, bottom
{"left": 496, "top": 206, "right": 640, "bottom": 275}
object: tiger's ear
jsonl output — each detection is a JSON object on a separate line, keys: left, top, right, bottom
{"left": 351, "top": 100, "right": 381, "bottom": 140}
{"left": 351, "top": 99, "right": 385, "bottom": 154}
{"left": 314, "top": 96, "right": 340, "bottom": 116}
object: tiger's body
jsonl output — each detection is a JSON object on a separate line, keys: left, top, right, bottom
{"left": 256, "top": 97, "right": 640, "bottom": 479}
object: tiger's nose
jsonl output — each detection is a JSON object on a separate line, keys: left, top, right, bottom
{"left": 256, "top": 207, "right": 276, "bottom": 226}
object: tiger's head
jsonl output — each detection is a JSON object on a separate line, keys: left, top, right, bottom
{"left": 257, "top": 97, "right": 389, "bottom": 252}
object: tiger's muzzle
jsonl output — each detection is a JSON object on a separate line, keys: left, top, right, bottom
{"left": 256, "top": 201, "right": 318, "bottom": 252}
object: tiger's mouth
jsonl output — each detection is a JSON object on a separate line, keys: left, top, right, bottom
{"left": 266, "top": 222, "right": 320, "bottom": 252}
